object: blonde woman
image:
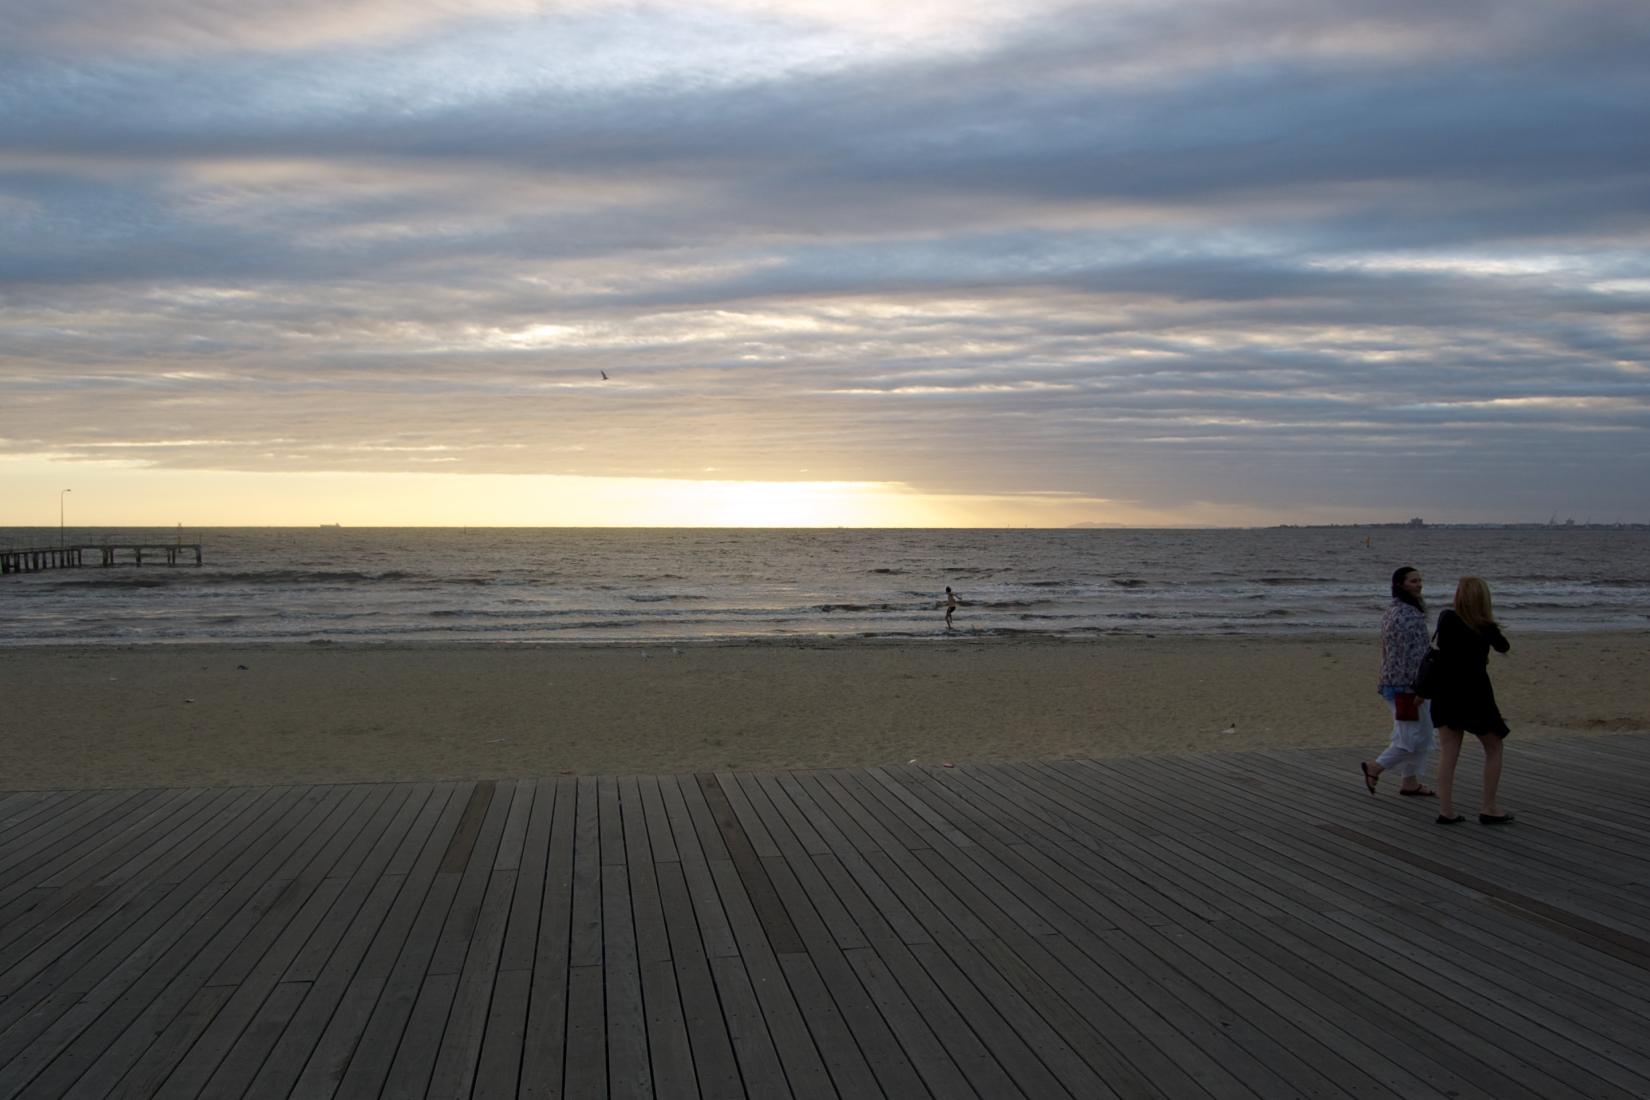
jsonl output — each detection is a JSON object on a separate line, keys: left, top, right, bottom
{"left": 1431, "top": 577, "right": 1513, "bottom": 825}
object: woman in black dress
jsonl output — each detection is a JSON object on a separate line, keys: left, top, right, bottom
{"left": 1432, "top": 577, "right": 1514, "bottom": 825}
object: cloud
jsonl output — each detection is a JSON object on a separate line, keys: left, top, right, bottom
{"left": 2, "top": 0, "right": 1648, "bottom": 522}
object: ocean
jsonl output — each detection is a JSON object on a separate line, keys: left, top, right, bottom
{"left": 2, "top": 526, "right": 1646, "bottom": 646}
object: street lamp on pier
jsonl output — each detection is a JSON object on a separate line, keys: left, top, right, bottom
{"left": 60, "top": 489, "right": 71, "bottom": 551}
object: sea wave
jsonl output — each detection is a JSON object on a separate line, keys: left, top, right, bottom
{"left": 48, "top": 568, "right": 441, "bottom": 587}
{"left": 7, "top": 525, "right": 1646, "bottom": 645}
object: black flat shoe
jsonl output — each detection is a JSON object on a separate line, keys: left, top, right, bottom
{"left": 1479, "top": 813, "right": 1516, "bottom": 825}
{"left": 1436, "top": 814, "right": 1465, "bottom": 825}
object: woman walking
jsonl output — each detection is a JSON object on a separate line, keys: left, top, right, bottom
{"left": 1360, "top": 566, "right": 1436, "bottom": 797}
{"left": 1431, "top": 577, "right": 1514, "bottom": 825}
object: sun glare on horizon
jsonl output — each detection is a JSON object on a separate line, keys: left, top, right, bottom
{"left": 0, "top": 458, "right": 1068, "bottom": 528}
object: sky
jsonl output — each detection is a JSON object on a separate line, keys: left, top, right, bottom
{"left": 3, "top": 0, "right": 1647, "bottom": 528}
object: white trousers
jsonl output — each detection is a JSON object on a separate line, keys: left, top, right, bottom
{"left": 1375, "top": 695, "right": 1434, "bottom": 778}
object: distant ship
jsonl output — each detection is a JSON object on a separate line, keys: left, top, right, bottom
{"left": 320, "top": 523, "right": 342, "bottom": 528}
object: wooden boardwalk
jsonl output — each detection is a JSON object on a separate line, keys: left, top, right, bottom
{"left": 2, "top": 734, "right": 1648, "bottom": 1098}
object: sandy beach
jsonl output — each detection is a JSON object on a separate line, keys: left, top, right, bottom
{"left": 3, "top": 633, "right": 1645, "bottom": 790}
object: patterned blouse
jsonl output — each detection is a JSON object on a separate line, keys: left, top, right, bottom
{"left": 1378, "top": 599, "right": 1430, "bottom": 689}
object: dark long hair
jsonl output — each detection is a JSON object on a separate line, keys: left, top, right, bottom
{"left": 1391, "top": 566, "right": 1425, "bottom": 611}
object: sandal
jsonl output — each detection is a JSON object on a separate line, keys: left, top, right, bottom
{"left": 1436, "top": 814, "right": 1466, "bottom": 825}
{"left": 1399, "top": 786, "right": 1436, "bottom": 797}
{"left": 1360, "top": 762, "right": 1379, "bottom": 796}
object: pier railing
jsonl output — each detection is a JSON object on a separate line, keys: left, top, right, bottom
{"left": 0, "top": 544, "right": 203, "bottom": 575}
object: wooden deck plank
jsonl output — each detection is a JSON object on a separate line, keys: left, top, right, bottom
{"left": 782, "top": 777, "right": 930, "bottom": 946}
{"left": 472, "top": 778, "right": 551, "bottom": 1100}
{"left": 109, "top": 785, "right": 394, "bottom": 1097}
{"left": 1329, "top": 908, "right": 1650, "bottom": 1094}
{"left": 568, "top": 777, "right": 603, "bottom": 969}
{"left": 1201, "top": 864, "right": 1623, "bottom": 1095}
{"left": 736, "top": 775, "right": 868, "bottom": 952}
{"left": 1174, "top": 758, "right": 1636, "bottom": 1100}
{"left": 810, "top": 850, "right": 1038, "bottom": 1099}
{"left": 563, "top": 964, "right": 608, "bottom": 1098}
{"left": 1289, "top": 907, "right": 1631, "bottom": 1100}
{"left": 939, "top": 769, "right": 1343, "bottom": 1099}
{"left": 376, "top": 780, "right": 516, "bottom": 1096}
{"left": 318, "top": 783, "right": 476, "bottom": 1099}
{"left": 848, "top": 769, "right": 1058, "bottom": 942}
{"left": 376, "top": 971, "right": 459, "bottom": 1098}
{"left": 0, "top": 788, "right": 168, "bottom": 895}
{"left": 1168, "top": 753, "right": 1650, "bottom": 988}
{"left": 426, "top": 869, "right": 519, "bottom": 1100}
{"left": 654, "top": 859, "right": 747, "bottom": 1099}
{"left": 281, "top": 783, "right": 434, "bottom": 984}
{"left": 619, "top": 776, "right": 699, "bottom": 1100}
{"left": 0, "top": 787, "right": 257, "bottom": 1019}
{"left": 787, "top": 785, "right": 1038, "bottom": 1098}
{"left": 640, "top": 775, "right": 682, "bottom": 864}
{"left": 1351, "top": 903, "right": 1650, "bottom": 1068}
{"left": 245, "top": 783, "right": 454, "bottom": 1100}
{"left": 867, "top": 779, "right": 1283, "bottom": 1100}
{"left": 1209, "top": 914, "right": 1530, "bottom": 1100}
{"left": 519, "top": 776, "right": 578, "bottom": 1100}
{"left": 0, "top": 785, "right": 304, "bottom": 1089}
{"left": 492, "top": 777, "right": 537, "bottom": 872}
{"left": 1144, "top": 760, "right": 1646, "bottom": 1094}
{"left": 0, "top": 794, "right": 201, "bottom": 969}
{"left": 1222, "top": 748, "right": 1650, "bottom": 933}
{"left": 802, "top": 776, "right": 1118, "bottom": 1098}
{"left": 1, "top": 734, "right": 1647, "bottom": 1098}
{"left": 0, "top": 791, "right": 65, "bottom": 843}
{"left": 663, "top": 776, "right": 787, "bottom": 1096}
{"left": 427, "top": 780, "right": 514, "bottom": 978}
{"left": 666, "top": 778, "right": 741, "bottom": 961}
{"left": 668, "top": 773, "right": 730, "bottom": 864}
{"left": 821, "top": 770, "right": 996, "bottom": 942}
{"left": 498, "top": 777, "right": 554, "bottom": 974}
{"left": 736, "top": 777, "right": 936, "bottom": 1099}
{"left": 9, "top": 785, "right": 355, "bottom": 1098}
{"left": 560, "top": 778, "right": 609, "bottom": 1096}
{"left": 917, "top": 765, "right": 1419, "bottom": 1100}
{"left": 891, "top": 768, "right": 1257, "bottom": 1097}
{"left": 1249, "top": 744, "right": 1650, "bottom": 894}
{"left": 0, "top": 787, "right": 154, "bottom": 887}
{"left": 473, "top": 968, "right": 531, "bottom": 1099}
{"left": 703, "top": 857, "right": 836, "bottom": 1099}
{"left": 602, "top": 837, "right": 654, "bottom": 1099}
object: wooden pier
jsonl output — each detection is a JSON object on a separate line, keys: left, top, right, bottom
{"left": 0, "top": 544, "right": 202, "bottom": 575}
{"left": 2, "top": 734, "right": 1647, "bottom": 1097}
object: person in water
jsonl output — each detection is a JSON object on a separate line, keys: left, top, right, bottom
{"left": 944, "top": 586, "right": 958, "bottom": 628}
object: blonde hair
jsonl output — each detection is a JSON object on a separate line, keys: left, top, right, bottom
{"left": 1452, "top": 576, "right": 1496, "bottom": 634}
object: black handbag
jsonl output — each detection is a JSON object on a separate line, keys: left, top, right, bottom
{"left": 1413, "top": 632, "right": 1443, "bottom": 699}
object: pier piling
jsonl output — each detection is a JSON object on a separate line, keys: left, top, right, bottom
{"left": 1, "top": 543, "right": 203, "bottom": 575}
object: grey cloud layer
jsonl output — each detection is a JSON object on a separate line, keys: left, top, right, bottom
{"left": 3, "top": 0, "right": 1648, "bottom": 519}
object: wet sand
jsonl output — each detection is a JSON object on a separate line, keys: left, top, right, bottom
{"left": 2, "top": 634, "right": 1645, "bottom": 789}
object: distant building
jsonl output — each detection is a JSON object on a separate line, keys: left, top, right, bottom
{"left": 1407, "top": 517, "right": 1425, "bottom": 527}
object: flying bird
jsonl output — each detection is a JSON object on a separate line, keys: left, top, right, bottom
{"left": 600, "top": 370, "right": 608, "bottom": 380}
